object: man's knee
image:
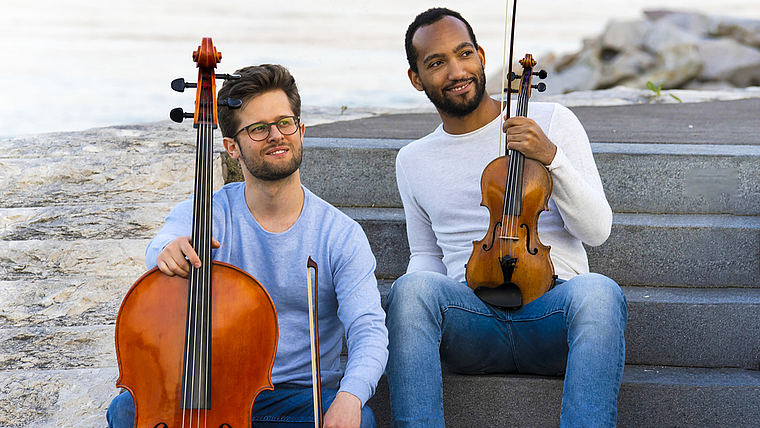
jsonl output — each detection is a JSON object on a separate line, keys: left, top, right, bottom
{"left": 567, "top": 273, "right": 627, "bottom": 325}
{"left": 106, "top": 391, "right": 135, "bottom": 428}
{"left": 385, "top": 271, "right": 449, "bottom": 316}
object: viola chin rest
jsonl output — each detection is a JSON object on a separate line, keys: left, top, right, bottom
{"left": 474, "top": 282, "right": 522, "bottom": 309}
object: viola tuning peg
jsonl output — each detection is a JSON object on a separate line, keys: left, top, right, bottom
{"left": 508, "top": 72, "right": 520, "bottom": 81}
{"left": 532, "top": 82, "right": 547, "bottom": 92}
{"left": 170, "top": 107, "right": 194, "bottom": 123}
{"left": 503, "top": 88, "right": 519, "bottom": 94}
{"left": 533, "top": 69, "right": 548, "bottom": 79}
{"left": 219, "top": 98, "right": 242, "bottom": 109}
{"left": 171, "top": 78, "right": 197, "bottom": 93}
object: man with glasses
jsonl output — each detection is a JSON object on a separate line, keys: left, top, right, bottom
{"left": 106, "top": 64, "right": 388, "bottom": 428}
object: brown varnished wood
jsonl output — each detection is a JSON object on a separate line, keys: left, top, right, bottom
{"left": 466, "top": 154, "right": 554, "bottom": 306}
{"left": 115, "top": 262, "right": 278, "bottom": 428}
{"left": 465, "top": 53, "right": 555, "bottom": 308}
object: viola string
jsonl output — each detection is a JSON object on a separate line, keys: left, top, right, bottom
{"left": 499, "top": 0, "right": 513, "bottom": 260}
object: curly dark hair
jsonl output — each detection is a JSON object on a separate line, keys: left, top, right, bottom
{"left": 217, "top": 64, "right": 301, "bottom": 138}
{"left": 405, "top": 7, "right": 478, "bottom": 74}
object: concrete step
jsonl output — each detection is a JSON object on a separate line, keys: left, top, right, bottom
{"left": 301, "top": 138, "right": 760, "bottom": 216}
{"left": 376, "top": 281, "right": 760, "bottom": 370}
{"left": 5, "top": 125, "right": 759, "bottom": 217}
{"left": 3, "top": 363, "right": 758, "bottom": 428}
{"left": 365, "top": 365, "right": 760, "bottom": 428}
{"left": 0, "top": 239, "right": 148, "bottom": 281}
{"left": 346, "top": 207, "right": 760, "bottom": 287}
{"left": 5, "top": 198, "right": 759, "bottom": 288}
{"left": 7, "top": 203, "right": 757, "bottom": 288}
{"left": 3, "top": 273, "right": 758, "bottom": 372}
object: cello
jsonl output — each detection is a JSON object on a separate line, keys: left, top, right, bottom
{"left": 464, "top": 0, "right": 554, "bottom": 309}
{"left": 114, "top": 38, "right": 278, "bottom": 428}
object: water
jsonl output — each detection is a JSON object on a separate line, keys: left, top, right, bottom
{"left": 1, "top": 0, "right": 758, "bottom": 138}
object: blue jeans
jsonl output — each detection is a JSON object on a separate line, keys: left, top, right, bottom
{"left": 384, "top": 271, "right": 627, "bottom": 428}
{"left": 106, "top": 384, "right": 376, "bottom": 427}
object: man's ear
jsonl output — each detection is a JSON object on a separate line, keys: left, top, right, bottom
{"left": 408, "top": 68, "right": 424, "bottom": 92}
{"left": 478, "top": 45, "right": 486, "bottom": 69}
{"left": 223, "top": 137, "right": 240, "bottom": 160}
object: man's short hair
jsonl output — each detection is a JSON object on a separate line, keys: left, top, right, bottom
{"left": 217, "top": 64, "right": 301, "bottom": 138}
{"left": 405, "top": 7, "right": 479, "bottom": 74}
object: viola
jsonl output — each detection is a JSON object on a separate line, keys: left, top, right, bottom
{"left": 465, "top": 53, "right": 555, "bottom": 309}
{"left": 114, "top": 38, "right": 278, "bottom": 428}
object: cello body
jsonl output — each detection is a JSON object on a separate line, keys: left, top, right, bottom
{"left": 115, "top": 263, "right": 277, "bottom": 428}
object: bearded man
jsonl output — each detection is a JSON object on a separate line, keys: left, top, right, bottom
{"left": 107, "top": 64, "right": 388, "bottom": 428}
{"left": 384, "top": 8, "right": 627, "bottom": 428}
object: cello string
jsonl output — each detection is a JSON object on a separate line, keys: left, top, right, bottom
{"left": 200, "top": 87, "right": 213, "bottom": 427}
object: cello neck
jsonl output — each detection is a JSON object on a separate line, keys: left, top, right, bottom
{"left": 182, "top": 37, "right": 221, "bottom": 410}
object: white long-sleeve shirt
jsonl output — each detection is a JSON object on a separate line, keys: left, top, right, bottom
{"left": 395, "top": 102, "right": 612, "bottom": 281}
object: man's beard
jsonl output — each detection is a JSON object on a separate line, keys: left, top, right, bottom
{"left": 239, "top": 141, "right": 303, "bottom": 182}
{"left": 422, "top": 66, "right": 487, "bottom": 118}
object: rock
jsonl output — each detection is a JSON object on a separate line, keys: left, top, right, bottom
{"left": 645, "top": 10, "right": 714, "bottom": 37}
{"left": 601, "top": 19, "right": 654, "bottom": 52}
{"left": 628, "top": 43, "right": 703, "bottom": 89}
{"left": 599, "top": 48, "right": 657, "bottom": 88}
{"left": 696, "top": 38, "right": 760, "bottom": 85}
{"left": 711, "top": 17, "right": 760, "bottom": 49}
{"left": 490, "top": 10, "right": 760, "bottom": 95}
{"left": 641, "top": 19, "right": 701, "bottom": 55}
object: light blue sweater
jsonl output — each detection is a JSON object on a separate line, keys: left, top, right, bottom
{"left": 145, "top": 182, "right": 388, "bottom": 406}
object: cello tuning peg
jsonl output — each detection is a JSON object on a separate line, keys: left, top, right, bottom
{"left": 170, "top": 107, "right": 194, "bottom": 123}
{"left": 216, "top": 73, "right": 241, "bottom": 81}
{"left": 533, "top": 69, "right": 548, "bottom": 79}
{"left": 532, "top": 82, "right": 547, "bottom": 92}
{"left": 171, "top": 78, "right": 197, "bottom": 93}
{"left": 219, "top": 98, "right": 242, "bottom": 109}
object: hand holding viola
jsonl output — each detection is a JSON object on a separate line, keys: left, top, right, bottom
{"left": 503, "top": 116, "right": 557, "bottom": 166}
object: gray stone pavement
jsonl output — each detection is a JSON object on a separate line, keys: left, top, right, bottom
{"left": 307, "top": 98, "right": 760, "bottom": 145}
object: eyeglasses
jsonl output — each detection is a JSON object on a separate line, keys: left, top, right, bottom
{"left": 233, "top": 116, "right": 301, "bottom": 141}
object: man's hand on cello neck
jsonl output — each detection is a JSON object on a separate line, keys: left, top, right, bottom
{"left": 155, "top": 235, "right": 221, "bottom": 277}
